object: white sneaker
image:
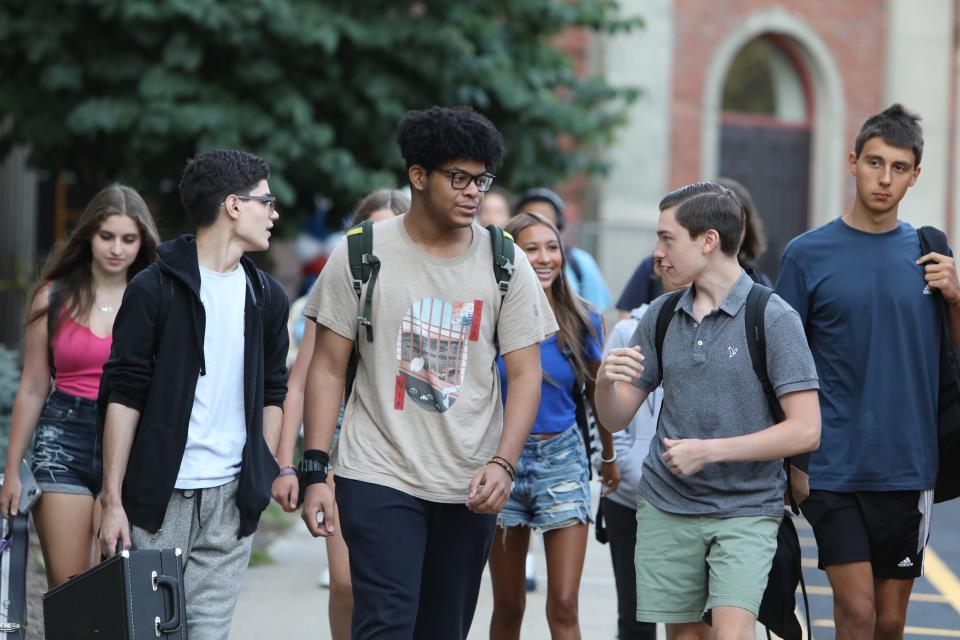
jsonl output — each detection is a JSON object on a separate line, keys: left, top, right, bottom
{"left": 319, "top": 568, "right": 330, "bottom": 588}
{"left": 525, "top": 551, "right": 537, "bottom": 592}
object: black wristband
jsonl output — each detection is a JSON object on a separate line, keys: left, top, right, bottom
{"left": 303, "top": 449, "right": 330, "bottom": 464}
{"left": 302, "top": 471, "right": 328, "bottom": 487}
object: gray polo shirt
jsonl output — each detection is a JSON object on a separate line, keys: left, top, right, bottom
{"left": 630, "top": 271, "right": 818, "bottom": 518}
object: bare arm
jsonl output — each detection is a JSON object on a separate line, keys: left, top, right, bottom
{"left": 587, "top": 362, "right": 621, "bottom": 494}
{"left": 466, "top": 343, "right": 541, "bottom": 514}
{"left": 99, "top": 403, "right": 141, "bottom": 556}
{"left": 1, "top": 287, "right": 52, "bottom": 517}
{"left": 275, "top": 321, "right": 315, "bottom": 466}
{"left": 300, "top": 323, "right": 354, "bottom": 537}
{"left": 271, "top": 321, "right": 315, "bottom": 511}
{"left": 594, "top": 345, "right": 650, "bottom": 433}
{"left": 661, "top": 389, "right": 821, "bottom": 476}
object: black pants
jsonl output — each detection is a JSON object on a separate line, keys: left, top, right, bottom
{"left": 336, "top": 476, "right": 497, "bottom": 640}
{"left": 602, "top": 498, "right": 657, "bottom": 640}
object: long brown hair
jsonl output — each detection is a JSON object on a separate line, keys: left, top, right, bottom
{"left": 504, "top": 212, "right": 598, "bottom": 386}
{"left": 351, "top": 189, "right": 410, "bottom": 226}
{"left": 26, "top": 184, "right": 160, "bottom": 333}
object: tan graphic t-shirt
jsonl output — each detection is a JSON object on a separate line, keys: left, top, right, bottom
{"left": 304, "top": 216, "right": 557, "bottom": 503}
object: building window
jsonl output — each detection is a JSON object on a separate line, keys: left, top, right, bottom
{"left": 722, "top": 38, "right": 807, "bottom": 123}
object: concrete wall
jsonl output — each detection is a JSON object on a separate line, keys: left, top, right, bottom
{"left": 596, "top": 0, "right": 674, "bottom": 300}
{"left": 884, "top": 0, "right": 956, "bottom": 233}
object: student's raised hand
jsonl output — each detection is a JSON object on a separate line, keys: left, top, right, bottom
{"left": 598, "top": 346, "right": 645, "bottom": 386}
{"left": 301, "top": 482, "right": 336, "bottom": 538}
{"left": 661, "top": 437, "right": 713, "bottom": 476}
{"left": 919, "top": 251, "right": 960, "bottom": 305}
{"left": 271, "top": 473, "right": 299, "bottom": 513}
{"left": 466, "top": 462, "right": 512, "bottom": 514}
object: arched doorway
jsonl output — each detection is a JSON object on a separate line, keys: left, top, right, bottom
{"left": 718, "top": 36, "right": 812, "bottom": 279}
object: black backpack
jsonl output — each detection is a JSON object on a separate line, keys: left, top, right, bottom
{"left": 344, "top": 220, "right": 516, "bottom": 399}
{"left": 917, "top": 226, "right": 960, "bottom": 503}
{"left": 654, "top": 283, "right": 811, "bottom": 640}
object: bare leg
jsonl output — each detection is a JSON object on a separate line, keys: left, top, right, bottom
{"left": 32, "top": 492, "right": 97, "bottom": 588}
{"left": 710, "top": 606, "right": 757, "bottom": 640}
{"left": 825, "top": 562, "right": 877, "bottom": 640}
{"left": 873, "top": 577, "right": 913, "bottom": 640}
{"left": 488, "top": 526, "right": 530, "bottom": 640}
{"left": 542, "top": 522, "right": 589, "bottom": 640}
{"left": 665, "top": 622, "right": 711, "bottom": 640}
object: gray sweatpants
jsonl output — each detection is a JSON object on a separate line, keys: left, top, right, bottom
{"left": 131, "top": 479, "right": 254, "bottom": 640}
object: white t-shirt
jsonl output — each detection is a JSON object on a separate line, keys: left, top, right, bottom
{"left": 175, "top": 265, "right": 247, "bottom": 489}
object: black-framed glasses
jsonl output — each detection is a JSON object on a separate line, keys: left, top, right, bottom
{"left": 432, "top": 168, "right": 496, "bottom": 192}
{"left": 236, "top": 194, "right": 277, "bottom": 212}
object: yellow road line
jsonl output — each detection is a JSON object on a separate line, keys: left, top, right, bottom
{"left": 801, "top": 584, "right": 948, "bottom": 603}
{"left": 924, "top": 547, "right": 960, "bottom": 617}
{"left": 813, "top": 619, "right": 960, "bottom": 637}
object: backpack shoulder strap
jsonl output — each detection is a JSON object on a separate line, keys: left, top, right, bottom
{"left": 744, "top": 283, "right": 782, "bottom": 421}
{"left": 487, "top": 225, "right": 515, "bottom": 299}
{"left": 654, "top": 291, "right": 684, "bottom": 385}
{"left": 918, "top": 225, "right": 949, "bottom": 256}
{"left": 346, "top": 220, "right": 379, "bottom": 342}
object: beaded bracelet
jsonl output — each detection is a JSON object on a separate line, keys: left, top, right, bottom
{"left": 487, "top": 456, "right": 517, "bottom": 483}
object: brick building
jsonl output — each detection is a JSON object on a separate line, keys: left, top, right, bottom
{"left": 593, "top": 0, "right": 960, "bottom": 296}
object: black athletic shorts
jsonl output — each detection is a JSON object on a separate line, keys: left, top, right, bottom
{"left": 800, "top": 489, "right": 933, "bottom": 579}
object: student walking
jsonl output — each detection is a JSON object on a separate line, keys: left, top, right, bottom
{"left": 0, "top": 184, "right": 159, "bottom": 588}
{"left": 776, "top": 104, "right": 960, "bottom": 640}
{"left": 271, "top": 188, "right": 409, "bottom": 640}
{"left": 487, "top": 211, "right": 620, "bottom": 640}
{"left": 299, "top": 105, "right": 556, "bottom": 640}
{"left": 97, "top": 149, "right": 290, "bottom": 640}
{"left": 596, "top": 183, "right": 821, "bottom": 640}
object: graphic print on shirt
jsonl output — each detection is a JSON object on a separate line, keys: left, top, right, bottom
{"left": 395, "top": 297, "right": 482, "bottom": 413}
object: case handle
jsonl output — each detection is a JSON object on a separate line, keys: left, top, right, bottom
{"left": 151, "top": 573, "right": 182, "bottom": 635}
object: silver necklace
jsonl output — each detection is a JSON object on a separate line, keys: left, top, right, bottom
{"left": 95, "top": 302, "right": 115, "bottom": 313}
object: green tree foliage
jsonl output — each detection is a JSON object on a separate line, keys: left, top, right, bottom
{"left": 0, "top": 0, "right": 640, "bottom": 226}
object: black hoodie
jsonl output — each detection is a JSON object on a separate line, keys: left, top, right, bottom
{"left": 98, "top": 235, "right": 289, "bottom": 537}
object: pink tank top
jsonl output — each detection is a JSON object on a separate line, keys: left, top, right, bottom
{"left": 52, "top": 315, "right": 112, "bottom": 399}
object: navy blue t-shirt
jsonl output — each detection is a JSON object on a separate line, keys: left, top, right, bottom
{"left": 776, "top": 218, "right": 942, "bottom": 491}
{"left": 498, "top": 311, "right": 603, "bottom": 435}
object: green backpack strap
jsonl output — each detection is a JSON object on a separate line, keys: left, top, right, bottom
{"left": 487, "top": 224, "right": 515, "bottom": 299}
{"left": 346, "top": 220, "right": 380, "bottom": 343}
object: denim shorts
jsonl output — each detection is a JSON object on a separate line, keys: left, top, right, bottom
{"left": 32, "top": 390, "right": 102, "bottom": 497}
{"left": 497, "top": 425, "right": 591, "bottom": 532}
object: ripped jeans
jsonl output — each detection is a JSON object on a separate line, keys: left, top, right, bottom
{"left": 32, "top": 390, "right": 102, "bottom": 496}
{"left": 497, "top": 425, "right": 591, "bottom": 532}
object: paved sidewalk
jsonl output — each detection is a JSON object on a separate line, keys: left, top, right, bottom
{"left": 231, "top": 515, "right": 622, "bottom": 639}
{"left": 230, "top": 485, "right": 777, "bottom": 639}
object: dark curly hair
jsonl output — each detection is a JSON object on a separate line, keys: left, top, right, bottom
{"left": 179, "top": 149, "right": 270, "bottom": 228}
{"left": 395, "top": 106, "right": 505, "bottom": 172}
{"left": 855, "top": 103, "right": 923, "bottom": 166}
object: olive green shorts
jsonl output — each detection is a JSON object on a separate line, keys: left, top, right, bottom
{"left": 634, "top": 497, "right": 781, "bottom": 624}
